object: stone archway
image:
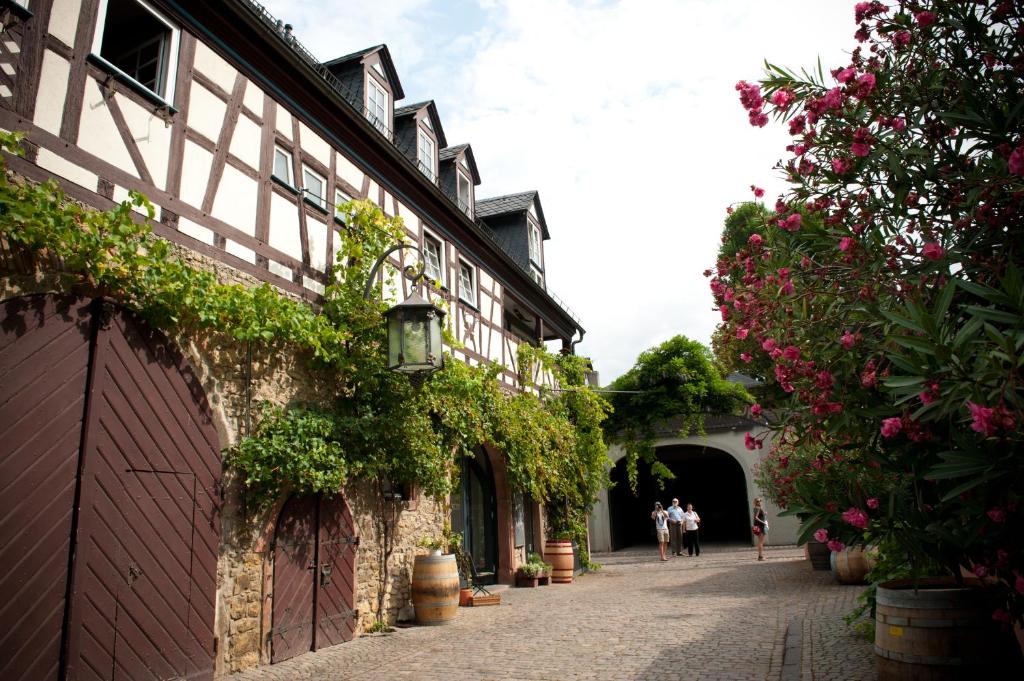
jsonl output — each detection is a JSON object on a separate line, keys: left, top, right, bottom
{"left": 607, "top": 445, "right": 750, "bottom": 549}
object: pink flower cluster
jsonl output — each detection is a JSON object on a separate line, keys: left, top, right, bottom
{"left": 814, "top": 528, "right": 829, "bottom": 543}
{"left": 842, "top": 507, "right": 869, "bottom": 529}
{"left": 968, "top": 401, "right": 1016, "bottom": 436}
{"left": 921, "top": 241, "right": 945, "bottom": 260}
{"left": 736, "top": 80, "right": 768, "bottom": 127}
{"left": 827, "top": 539, "right": 846, "bottom": 552}
{"left": 880, "top": 417, "right": 902, "bottom": 438}
{"left": 744, "top": 432, "right": 763, "bottom": 451}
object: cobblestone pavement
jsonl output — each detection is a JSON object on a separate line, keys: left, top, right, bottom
{"left": 231, "top": 544, "right": 875, "bottom": 681}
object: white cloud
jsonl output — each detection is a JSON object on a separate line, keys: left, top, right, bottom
{"left": 262, "top": 0, "right": 857, "bottom": 382}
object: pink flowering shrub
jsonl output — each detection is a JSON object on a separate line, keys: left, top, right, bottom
{"left": 716, "top": 0, "right": 1024, "bottom": 623}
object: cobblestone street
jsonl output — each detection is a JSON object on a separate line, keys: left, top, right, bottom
{"left": 233, "top": 544, "right": 875, "bottom": 681}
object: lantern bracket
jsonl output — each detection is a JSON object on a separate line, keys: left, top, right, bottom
{"left": 362, "top": 244, "right": 427, "bottom": 301}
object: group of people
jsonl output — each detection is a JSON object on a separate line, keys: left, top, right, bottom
{"left": 651, "top": 498, "right": 702, "bottom": 561}
{"left": 651, "top": 497, "right": 770, "bottom": 561}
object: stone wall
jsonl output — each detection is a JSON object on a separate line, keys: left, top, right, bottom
{"left": 1, "top": 239, "right": 445, "bottom": 678}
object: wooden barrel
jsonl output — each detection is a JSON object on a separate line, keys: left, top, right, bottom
{"left": 411, "top": 554, "right": 459, "bottom": 625}
{"left": 831, "top": 546, "right": 873, "bottom": 584}
{"left": 806, "top": 540, "right": 831, "bottom": 570}
{"left": 875, "top": 578, "right": 1019, "bottom": 679}
{"left": 544, "top": 540, "right": 574, "bottom": 584}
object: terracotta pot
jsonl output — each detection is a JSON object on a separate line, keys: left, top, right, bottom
{"left": 874, "top": 577, "right": 1021, "bottom": 679}
{"left": 544, "top": 540, "right": 574, "bottom": 584}
{"left": 458, "top": 587, "right": 473, "bottom": 607}
{"left": 411, "top": 554, "right": 459, "bottom": 625}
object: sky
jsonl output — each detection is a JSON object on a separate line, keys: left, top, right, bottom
{"left": 262, "top": 0, "right": 858, "bottom": 383}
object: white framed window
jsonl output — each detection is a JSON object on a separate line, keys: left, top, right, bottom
{"left": 334, "top": 188, "right": 351, "bottom": 223}
{"left": 366, "top": 76, "right": 389, "bottom": 133}
{"left": 530, "top": 267, "right": 544, "bottom": 287}
{"left": 457, "top": 170, "right": 472, "bottom": 217}
{"left": 92, "top": 0, "right": 180, "bottom": 103}
{"left": 528, "top": 223, "right": 542, "bottom": 265}
{"left": 272, "top": 146, "right": 293, "bottom": 186}
{"left": 418, "top": 130, "right": 435, "bottom": 181}
{"left": 423, "top": 234, "right": 444, "bottom": 286}
{"left": 301, "top": 165, "right": 327, "bottom": 210}
{"left": 458, "top": 260, "right": 476, "bottom": 307}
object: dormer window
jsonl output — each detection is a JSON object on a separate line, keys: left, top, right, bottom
{"left": 366, "top": 76, "right": 389, "bottom": 135}
{"left": 528, "top": 223, "right": 542, "bottom": 265}
{"left": 418, "top": 130, "right": 436, "bottom": 183}
{"left": 457, "top": 170, "right": 472, "bottom": 218}
{"left": 530, "top": 267, "right": 544, "bottom": 287}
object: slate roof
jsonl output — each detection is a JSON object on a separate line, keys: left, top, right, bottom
{"left": 475, "top": 191, "right": 549, "bottom": 238}
{"left": 393, "top": 100, "right": 447, "bottom": 148}
{"left": 322, "top": 44, "right": 405, "bottom": 99}
{"left": 439, "top": 144, "right": 481, "bottom": 184}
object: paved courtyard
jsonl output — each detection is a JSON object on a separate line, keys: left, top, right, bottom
{"left": 233, "top": 544, "right": 875, "bottom": 681}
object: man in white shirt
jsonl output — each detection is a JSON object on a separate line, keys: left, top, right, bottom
{"left": 666, "top": 498, "right": 685, "bottom": 556}
{"left": 682, "top": 503, "right": 702, "bottom": 557}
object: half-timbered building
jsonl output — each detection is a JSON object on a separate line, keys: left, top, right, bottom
{"left": 0, "top": 0, "right": 586, "bottom": 678}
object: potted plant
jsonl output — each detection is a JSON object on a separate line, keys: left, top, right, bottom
{"left": 515, "top": 553, "right": 553, "bottom": 588}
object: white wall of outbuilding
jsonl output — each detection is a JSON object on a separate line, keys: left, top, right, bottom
{"left": 589, "top": 427, "right": 799, "bottom": 552}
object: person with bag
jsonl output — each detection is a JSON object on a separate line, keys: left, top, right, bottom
{"left": 651, "top": 502, "right": 670, "bottom": 561}
{"left": 682, "top": 503, "right": 701, "bottom": 557}
{"left": 666, "top": 498, "right": 684, "bottom": 556}
{"left": 752, "top": 497, "right": 769, "bottom": 561}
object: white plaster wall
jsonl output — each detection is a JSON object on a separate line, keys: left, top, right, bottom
{"left": 178, "top": 217, "right": 215, "bottom": 245}
{"left": 78, "top": 76, "right": 136, "bottom": 176}
{"left": 588, "top": 430, "right": 796, "bottom": 553}
{"left": 488, "top": 329, "right": 502, "bottom": 363}
{"left": 306, "top": 216, "right": 328, "bottom": 272}
{"left": 188, "top": 81, "right": 227, "bottom": 144}
{"left": 297, "top": 122, "right": 330, "bottom": 168}
{"left": 268, "top": 261, "right": 292, "bottom": 281}
{"left": 48, "top": 0, "right": 81, "bottom": 46}
{"left": 211, "top": 165, "right": 258, "bottom": 236}
{"left": 229, "top": 114, "right": 261, "bottom": 170}
{"left": 225, "top": 239, "right": 256, "bottom": 264}
{"left": 267, "top": 192, "right": 302, "bottom": 261}
{"left": 336, "top": 152, "right": 364, "bottom": 192}
{"left": 179, "top": 140, "right": 213, "bottom": 209}
{"left": 241, "top": 79, "right": 263, "bottom": 117}
{"left": 382, "top": 190, "right": 394, "bottom": 216}
{"left": 193, "top": 41, "right": 237, "bottom": 94}
{"left": 33, "top": 50, "right": 70, "bottom": 136}
{"left": 275, "top": 104, "right": 292, "bottom": 140}
{"left": 36, "top": 148, "right": 97, "bottom": 191}
{"left": 367, "top": 179, "right": 380, "bottom": 206}
{"left": 117, "top": 93, "right": 171, "bottom": 191}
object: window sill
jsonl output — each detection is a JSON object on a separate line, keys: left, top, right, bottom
{"left": 302, "top": 195, "right": 328, "bottom": 214}
{"left": 271, "top": 175, "right": 298, "bottom": 193}
{"left": 87, "top": 53, "right": 177, "bottom": 113}
{"left": 458, "top": 298, "right": 479, "bottom": 312}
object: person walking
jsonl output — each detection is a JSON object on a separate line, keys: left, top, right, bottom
{"left": 682, "top": 503, "right": 701, "bottom": 557}
{"left": 667, "top": 498, "right": 684, "bottom": 556}
{"left": 651, "top": 502, "right": 670, "bottom": 561}
{"left": 753, "top": 497, "right": 769, "bottom": 561}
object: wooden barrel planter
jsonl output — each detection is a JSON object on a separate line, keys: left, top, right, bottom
{"left": 411, "top": 554, "right": 460, "bottom": 625}
{"left": 806, "top": 540, "right": 831, "bottom": 571}
{"left": 875, "top": 578, "right": 1021, "bottom": 679}
{"left": 830, "top": 546, "right": 873, "bottom": 584}
{"left": 544, "top": 540, "right": 574, "bottom": 584}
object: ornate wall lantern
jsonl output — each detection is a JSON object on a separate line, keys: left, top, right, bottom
{"left": 363, "top": 244, "right": 446, "bottom": 382}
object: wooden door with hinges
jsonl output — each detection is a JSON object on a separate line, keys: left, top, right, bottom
{"left": 271, "top": 493, "right": 357, "bottom": 663}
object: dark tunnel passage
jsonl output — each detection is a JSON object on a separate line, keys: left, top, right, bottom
{"left": 608, "top": 445, "right": 750, "bottom": 549}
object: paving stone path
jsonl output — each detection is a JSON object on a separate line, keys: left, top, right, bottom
{"left": 232, "top": 544, "right": 875, "bottom": 681}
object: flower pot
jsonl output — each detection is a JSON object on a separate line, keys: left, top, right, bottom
{"left": 830, "top": 545, "right": 873, "bottom": 584}
{"left": 458, "top": 587, "right": 473, "bottom": 607}
{"left": 544, "top": 540, "right": 574, "bottom": 584}
{"left": 874, "top": 577, "right": 1021, "bottom": 679}
{"left": 806, "top": 540, "right": 831, "bottom": 570}
{"left": 411, "top": 554, "right": 459, "bottom": 625}
{"left": 515, "top": 574, "right": 539, "bottom": 588}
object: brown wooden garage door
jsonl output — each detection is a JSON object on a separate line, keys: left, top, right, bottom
{"left": 0, "top": 295, "right": 221, "bottom": 681}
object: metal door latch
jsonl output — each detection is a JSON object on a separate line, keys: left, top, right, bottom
{"left": 319, "top": 563, "right": 332, "bottom": 588}
{"left": 127, "top": 563, "right": 143, "bottom": 586}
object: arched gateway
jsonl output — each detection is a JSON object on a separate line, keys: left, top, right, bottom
{"left": 0, "top": 295, "right": 221, "bottom": 681}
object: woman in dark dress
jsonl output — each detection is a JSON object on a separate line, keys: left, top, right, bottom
{"left": 753, "top": 497, "right": 768, "bottom": 561}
